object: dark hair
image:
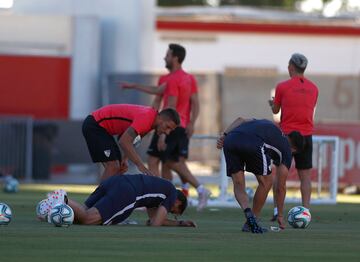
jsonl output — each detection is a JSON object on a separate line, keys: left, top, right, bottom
{"left": 289, "top": 60, "right": 306, "bottom": 74}
{"left": 176, "top": 189, "right": 188, "bottom": 215}
{"left": 288, "top": 131, "right": 305, "bottom": 153}
{"left": 159, "top": 108, "right": 180, "bottom": 126}
{"left": 169, "top": 43, "right": 186, "bottom": 64}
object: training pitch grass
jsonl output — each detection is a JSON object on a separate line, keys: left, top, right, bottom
{"left": 1, "top": 188, "right": 360, "bottom": 262}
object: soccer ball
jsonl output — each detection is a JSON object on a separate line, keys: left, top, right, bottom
{"left": 0, "top": 203, "right": 12, "bottom": 225}
{"left": 48, "top": 203, "right": 74, "bottom": 227}
{"left": 3, "top": 177, "right": 19, "bottom": 193}
{"left": 287, "top": 206, "right": 311, "bottom": 229}
{"left": 36, "top": 199, "right": 50, "bottom": 222}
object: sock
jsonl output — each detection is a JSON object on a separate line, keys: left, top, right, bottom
{"left": 243, "top": 208, "right": 253, "bottom": 218}
{"left": 182, "top": 183, "right": 189, "bottom": 190}
{"left": 273, "top": 207, "right": 278, "bottom": 216}
{"left": 196, "top": 184, "right": 205, "bottom": 194}
{"left": 181, "top": 183, "right": 189, "bottom": 197}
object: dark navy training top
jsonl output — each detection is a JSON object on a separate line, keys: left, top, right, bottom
{"left": 229, "top": 119, "right": 292, "bottom": 169}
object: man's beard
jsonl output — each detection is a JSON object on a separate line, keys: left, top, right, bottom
{"left": 165, "top": 62, "right": 172, "bottom": 70}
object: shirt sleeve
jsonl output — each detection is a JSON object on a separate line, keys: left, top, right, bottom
{"left": 191, "top": 75, "right": 198, "bottom": 94}
{"left": 273, "top": 84, "right": 282, "bottom": 106}
{"left": 160, "top": 188, "right": 177, "bottom": 212}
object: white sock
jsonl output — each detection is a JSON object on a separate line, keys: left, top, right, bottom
{"left": 274, "top": 207, "right": 278, "bottom": 216}
{"left": 182, "top": 183, "right": 189, "bottom": 190}
{"left": 196, "top": 184, "right": 205, "bottom": 194}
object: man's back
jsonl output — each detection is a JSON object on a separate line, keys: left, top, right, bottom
{"left": 102, "top": 174, "right": 177, "bottom": 211}
{"left": 274, "top": 76, "right": 318, "bottom": 135}
{"left": 230, "top": 119, "right": 292, "bottom": 168}
{"left": 91, "top": 104, "right": 157, "bottom": 136}
{"left": 160, "top": 69, "right": 198, "bottom": 128}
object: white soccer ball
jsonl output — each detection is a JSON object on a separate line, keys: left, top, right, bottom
{"left": 287, "top": 206, "right": 311, "bottom": 229}
{"left": 48, "top": 203, "right": 74, "bottom": 227}
{"left": 0, "top": 203, "right": 12, "bottom": 225}
{"left": 36, "top": 199, "right": 50, "bottom": 222}
{"left": 3, "top": 177, "right": 19, "bottom": 193}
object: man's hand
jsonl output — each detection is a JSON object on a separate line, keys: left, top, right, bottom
{"left": 119, "top": 159, "right": 128, "bottom": 174}
{"left": 277, "top": 215, "right": 286, "bottom": 230}
{"left": 157, "top": 134, "right": 167, "bottom": 151}
{"left": 178, "top": 220, "right": 197, "bottom": 227}
{"left": 268, "top": 97, "right": 274, "bottom": 107}
{"left": 185, "top": 122, "right": 194, "bottom": 138}
{"left": 138, "top": 165, "right": 155, "bottom": 176}
{"left": 120, "top": 81, "right": 136, "bottom": 89}
{"left": 217, "top": 134, "right": 226, "bottom": 149}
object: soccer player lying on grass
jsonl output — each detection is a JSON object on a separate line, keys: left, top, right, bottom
{"left": 217, "top": 117, "right": 304, "bottom": 233}
{"left": 46, "top": 174, "right": 195, "bottom": 227}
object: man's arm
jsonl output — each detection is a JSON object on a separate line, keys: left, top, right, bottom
{"left": 166, "top": 95, "right": 177, "bottom": 109}
{"left": 152, "top": 95, "right": 163, "bottom": 110}
{"left": 269, "top": 97, "right": 281, "bottom": 114}
{"left": 186, "top": 93, "right": 200, "bottom": 138}
{"left": 217, "top": 117, "right": 250, "bottom": 149}
{"left": 121, "top": 82, "right": 166, "bottom": 95}
{"left": 118, "top": 127, "right": 153, "bottom": 175}
{"left": 146, "top": 207, "right": 196, "bottom": 227}
{"left": 275, "top": 164, "right": 289, "bottom": 229}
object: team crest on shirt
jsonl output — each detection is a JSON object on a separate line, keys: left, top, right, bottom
{"left": 104, "top": 150, "right": 111, "bottom": 157}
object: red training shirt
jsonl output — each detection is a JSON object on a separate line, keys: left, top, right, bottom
{"left": 274, "top": 76, "right": 318, "bottom": 136}
{"left": 158, "top": 69, "right": 198, "bottom": 128}
{"left": 92, "top": 104, "right": 157, "bottom": 136}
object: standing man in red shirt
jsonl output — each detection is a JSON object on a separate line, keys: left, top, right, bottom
{"left": 269, "top": 53, "right": 318, "bottom": 219}
{"left": 82, "top": 104, "right": 180, "bottom": 180}
{"left": 121, "top": 43, "right": 211, "bottom": 211}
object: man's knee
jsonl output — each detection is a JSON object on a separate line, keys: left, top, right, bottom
{"left": 104, "top": 161, "right": 120, "bottom": 172}
{"left": 231, "top": 172, "right": 245, "bottom": 187}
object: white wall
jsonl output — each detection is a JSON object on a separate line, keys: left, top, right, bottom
{"left": 10, "top": 0, "right": 156, "bottom": 73}
{"left": 154, "top": 31, "right": 360, "bottom": 75}
{"left": 0, "top": 15, "right": 72, "bottom": 56}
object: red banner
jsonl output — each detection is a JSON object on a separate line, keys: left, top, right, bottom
{"left": 287, "top": 123, "right": 360, "bottom": 186}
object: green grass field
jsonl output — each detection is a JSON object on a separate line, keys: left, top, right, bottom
{"left": 1, "top": 188, "right": 360, "bottom": 262}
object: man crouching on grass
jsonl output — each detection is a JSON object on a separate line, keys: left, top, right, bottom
{"left": 48, "top": 174, "right": 195, "bottom": 227}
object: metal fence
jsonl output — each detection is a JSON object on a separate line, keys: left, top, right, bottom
{"left": 0, "top": 116, "right": 33, "bottom": 181}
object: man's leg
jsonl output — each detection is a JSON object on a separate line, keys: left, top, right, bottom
{"left": 298, "top": 168, "right": 311, "bottom": 208}
{"left": 231, "top": 171, "right": 249, "bottom": 209}
{"left": 166, "top": 157, "right": 200, "bottom": 188}
{"left": 252, "top": 174, "right": 273, "bottom": 217}
{"left": 161, "top": 162, "right": 173, "bottom": 181}
{"left": 166, "top": 157, "right": 210, "bottom": 210}
{"left": 271, "top": 166, "right": 279, "bottom": 221}
{"left": 67, "top": 199, "right": 102, "bottom": 225}
{"left": 148, "top": 156, "right": 161, "bottom": 177}
{"left": 231, "top": 171, "right": 264, "bottom": 234}
{"left": 101, "top": 160, "right": 120, "bottom": 181}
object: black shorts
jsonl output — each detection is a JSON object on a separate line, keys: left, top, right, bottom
{"left": 223, "top": 132, "right": 272, "bottom": 177}
{"left": 85, "top": 175, "right": 136, "bottom": 225}
{"left": 82, "top": 115, "right": 122, "bottom": 163}
{"left": 293, "top": 135, "right": 313, "bottom": 170}
{"left": 147, "top": 126, "right": 189, "bottom": 162}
